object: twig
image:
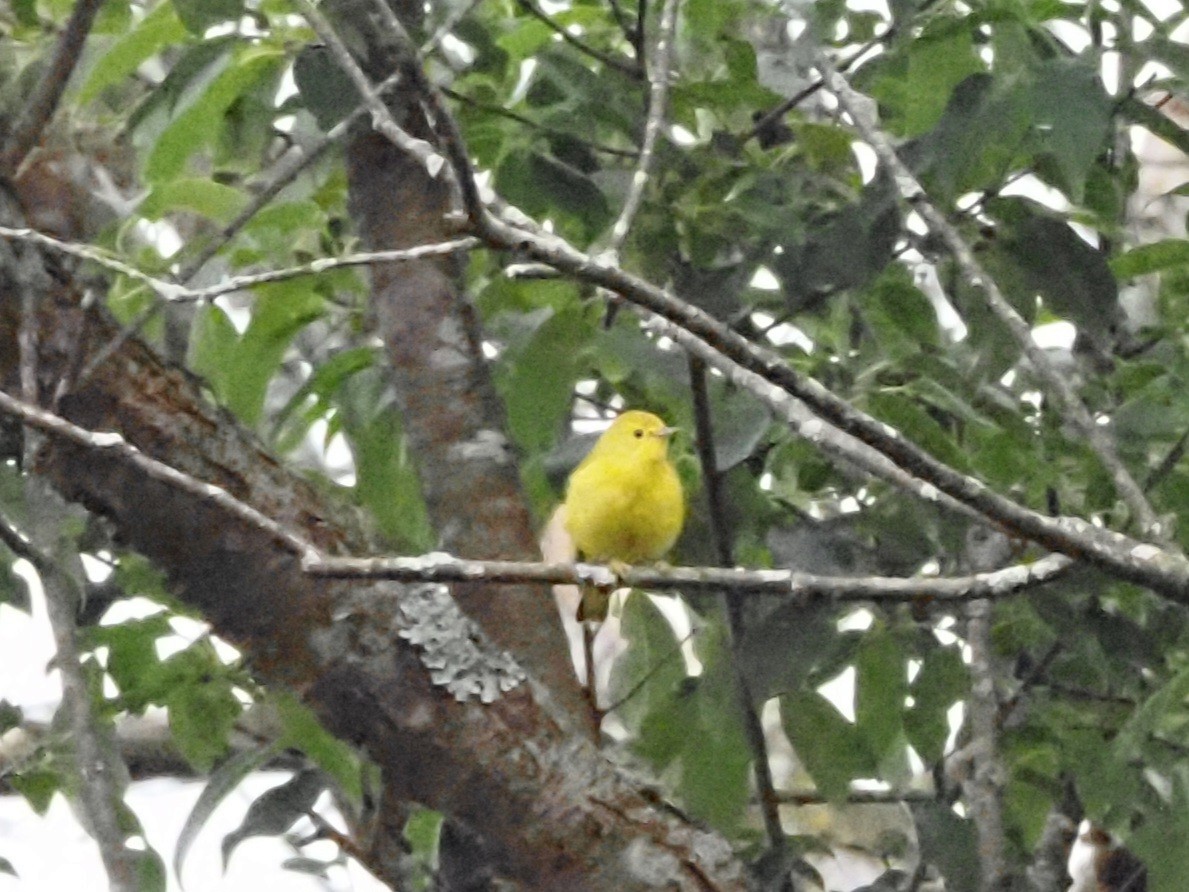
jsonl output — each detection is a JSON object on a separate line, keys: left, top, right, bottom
{"left": 604, "top": 0, "right": 680, "bottom": 254}
{"left": 0, "top": 0, "right": 107, "bottom": 174}
{"left": 0, "top": 387, "right": 1076, "bottom": 603}
{"left": 0, "top": 226, "right": 477, "bottom": 303}
{"left": 0, "top": 509, "right": 141, "bottom": 890}
{"left": 0, "top": 389, "right": 319, "bottom": 561}
{"left": 515, "top": 0, "right": 643, "bottom": 78}
{"left": 742, "top": 35, "right": 884, "bottom": 146}
{"left": 475, "top": 212, "right": 1189, "bottom": 598}
{"left": 774, "top": 788, "right": 938, "bottom": 805}
{"left": 689, "top": 357, "right": 787, "bottom": 862}
{"left": 295, "top": 0, "right": 464, "bottom": 211}
{"left": 964, "top": 598, "right": 1008, "bottom": 887}
{"left": 362, "top": 0, "right": 488, "bottom": 226}
{"left": 819, "top": 58, "right": 1168, "bottom": 545}
{"left": 443, "top": 87, "right": 638, "bottom": 158}
{"left": 305, "top": 549, "right": 1073, "bottom": 600}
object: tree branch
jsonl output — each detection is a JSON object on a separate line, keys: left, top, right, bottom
{"left": 0, "top": 0, "right": 107, "bottom": 174}
{"left": 604, "top": 0, "right": 680, "bottom": 254}
{"left": 819, "top": 57, "right": 1168, "bottom": 544}
{"left": 515, "top": 0, "right": 643, "bottom": 78}
{"left": 0, "top": 226, "right": 478, "bottom": 303}
{"left": 473, "top": 211, "right": 1189, "bottom": 599}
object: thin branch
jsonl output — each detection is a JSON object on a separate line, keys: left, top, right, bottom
{"left": 0, "top": 509, "right": 141, "bottom": 891}
{"left": 819, "top": 58, "right": 1168, "bottom": 544}
{"left": 305, "top": 550, "right": 1073, "bottom": 601}
{"left": 689, "top": 358, "right": 786, "bottom": 862}
{"left": 0, "top": 389, "right": 319, "bottom": 561}
{"left": 295, "top": 0, "right": 464, "bottom": 211}
{"left": 515, "top": 0, "right": 643, "bottom": 78}
{"left": 0, "top": 0, "right": 107, "bottom": 174}
{"left": 472, "top": 212, "right": 1189, "bottom": 600}
{"left": 742, "top": 35, "right": 884, "bottom": 146}
{"left": 774, "top": 788, "right": 938, "bottom": 806}
{"left": 362, "top": 0, "right": 488, "bottom": 226}
{"left": 604, "top": 0, "right": 680, "bottom": 254}
{"left": 0, "top": 388, "right": 1073, "bottom": 604}
{"left": 0, "top": 226, "right": 477, "bottom": 303}
{"left": 964, "top": 598, "right": 1008, "bottom": 887}
{"left": 443, "top": 87, "right": 638, "bottom": 158}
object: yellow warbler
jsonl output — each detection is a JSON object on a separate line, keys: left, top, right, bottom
{"left": 563, "top": 410, "right": 685, "bottom": 621}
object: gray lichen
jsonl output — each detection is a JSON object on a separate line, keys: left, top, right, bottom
{"left": 397, "top": 583, "right": 526, "bottom": 702}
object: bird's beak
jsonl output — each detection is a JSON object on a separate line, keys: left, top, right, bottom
{"left": 657, "top": 426, "right": 678, "bottom": 438}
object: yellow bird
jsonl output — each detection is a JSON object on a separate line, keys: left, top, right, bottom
{"left": 563, "top": 410, "right": 685, "bottom": 622}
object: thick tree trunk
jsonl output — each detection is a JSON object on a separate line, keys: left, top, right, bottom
{"left": 0, "top": 219, "right": 746, "bottom": 891}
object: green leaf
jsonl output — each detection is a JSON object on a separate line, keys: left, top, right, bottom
{"left": 780, "top": 689, "right": 873, "bottom": 800}
{"left": 172, "top": 0, "right": 244, "bottom": 35}
{"left": 276, "top": 692, "right": 362, "bottom": 803}
{"left": 864, "top": 267, "right": 941, "bottom": 358}
{"left": 138, "top": 177, "right": 247, "bottom": 223}
{"left": 497, "top": 305, "right": 592, "bottom": 453}
{"left": 0, "top": 555, "right": 30, "bottom": 612}
{"left": 167, "top": 675, "right": 241, "bottom": 771}
{"left": 989, "top": 197, "right": 1120, "bottom": 343}
{"left": 190, "top": 283, "right": 325, "bottom": 427}
{"left": 222, "top": 769, "right": 327, "bottom": 869}
{"left": 336, "top": 370, "right": 433, "bottom": 549}
{"left": 0, "top": 856, "right": 14, "bottom": 877}
{"left": 175, "top": 742, "right": 282, "bottom": 883}
{"left": 145, "top": 45, "right": 284, "bottom": 183}
{"left": 78, "top": 3, "right": 190, "bottom": 104}
{"left": 292, "top": 44, "right": 360, "bottom": 130}
{"left": 910, "top": 801, "right": 979, "bottom": 892}
{"left": 0, "top": 700, "right": 22, "bottom": 734}
{"left": 866, "top": 390, "right": 969, "bottom": 473}
{"left": 10, "top": 767, "right": 59, "bottom": 815}
{"left": 709, "top": 383, "right": 770, "bottom": 472}
{"left": 88, "top": 614, "right": 173, "bottom": 712}
{"left": 903, "top": 30, "right": 986, "bottom": 136}
{"left": 494, "top": 149, "right": 612, "bottom": 243}
{"left": 1112, "top": 239, "right": 1189, "bottom": 278}
{"left": 606, "top": 591, "right": 688, "bottom": 732}
{"left": 905, "top": 644, "right": 968, "bottom": 764}
{"left": 855, "top": 628, "right": 908, "bottom": 762}
{"left": 1026, "top": 58, "right": 1114, "bottom": 200}
{"left": 633, "top": 624, "right": 752, "bottom": 833}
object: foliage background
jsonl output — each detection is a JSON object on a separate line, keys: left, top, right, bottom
{"left": 3, "top": 0, "right": 1189, "bottom": 889}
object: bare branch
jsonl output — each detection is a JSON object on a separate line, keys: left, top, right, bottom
{"left": 0, "top": 389, "right": 319, "bottom": 561}
{"left": 0, "top": 0, "right": 107, "bottom": 174}
{"left": 0, "top": 226, "right": 477, "bottom": 303}
{"left": 305, "top": 549, "right": 1073, "bottom": 601}
{"left": 688, "top": 357, "right": 787, "bottom": 859}
{"left": 0, "top": 503, "right": 143, "bottom": 889}
{"left": 295, "top": 0, "right": 464, "bottom": 209}
{"left": 515, "top": 0, "right": 643, "bottom": 78}
{"left": 964, "top": 598, "right": 1008, "bottom": 886}
{"left": 604, "top": 0, "right": 680, "bottom": 254}
{"left": 819, "top": 58, "right": 1168, "bottom": 544}
{"left": 473, "top": 211, "right": 1189, "bottom": 599}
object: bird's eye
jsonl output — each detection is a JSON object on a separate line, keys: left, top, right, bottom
{"left": 633, "top": 429, "right": 644, "bottom": 438}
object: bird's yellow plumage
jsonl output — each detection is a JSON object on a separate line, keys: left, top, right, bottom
{"left": 563, "top": 410, "right": 684, "bottom": 621}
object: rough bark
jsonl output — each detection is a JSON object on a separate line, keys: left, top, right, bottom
{"left": 0, "top": 247, "right": 746, "bottom": 892}
{"left": 330, "top": 0, "right": 593, "bottom": 737}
